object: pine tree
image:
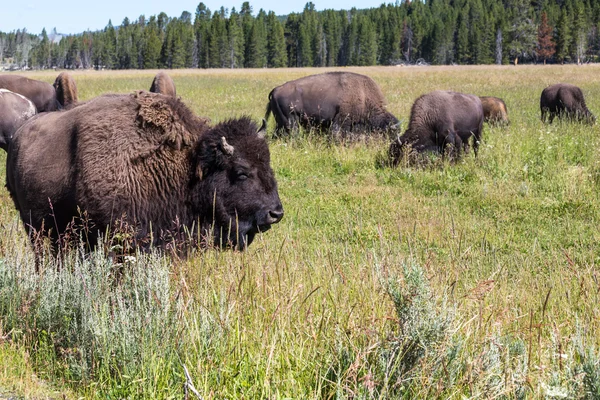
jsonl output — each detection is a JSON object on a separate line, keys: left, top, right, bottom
{"left": 228, "top": 8, "right": 245, "bottom": 68}
{"left": 555, "top": 8, "right": 571, "bottom": 63}
{"left": 36, "top": 28, "right": 50, "bottom": 68}
{"left": 144, "top": 16, "right": 162, "bottom": 69}
{"left": 507, "top": 0, "right": 537, "bottom": 64}
{"left": 266, "top": 12, "right": 287, "bottom": 67}
{"left": 537, "top": 11, "right": 555, "bottom": 63}
{"left": 104, "top": 20, "right": 118, "bottom": 69}
{"left": 246, "top": 10, "right": 267, "bottom": 68}
{"left": 194, "top": 3, "right": 211, "bottom": 68}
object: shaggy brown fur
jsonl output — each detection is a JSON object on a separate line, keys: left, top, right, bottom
{"left": 0, "top": 74, "right": 58, "bottom": 112}
{"left": 149, "top": 71, "right": 177, "bottom": 97}
{"left": 7, "top": 91, "right": 283, "bottom": 254}
{"left": 53, "top": 72, "right": 78, "bottom": 108}
{"left": 479, "top": 96, "right": 509, "bottom": 126}
{"left": 540, "top": 83, "right": 595, "bottom": 124}
{"left": 0, "top": 89, "right": 36, "bottom": 151}
{"left": 265, "top": 72, "right": 399, "bottom": 135}
{"left": 389, "top": 91, "right": 484, "bottom": 166}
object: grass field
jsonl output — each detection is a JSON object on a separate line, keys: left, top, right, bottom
{"left": 1, "top": 65, "right": 600, "bottom": 399}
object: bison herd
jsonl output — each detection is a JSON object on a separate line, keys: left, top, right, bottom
{"left": 0, "top": 70, "right": 595, "bottom": 259}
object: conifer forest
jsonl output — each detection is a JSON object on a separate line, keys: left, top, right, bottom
{"left": 1, "top": 0, "right": 600, "bottom": 70}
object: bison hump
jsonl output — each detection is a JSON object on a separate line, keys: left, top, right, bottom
{"left": 134, "top": 91, "right": 193, "bottom": 150}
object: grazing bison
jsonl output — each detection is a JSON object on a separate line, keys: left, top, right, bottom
{"left": 480, "top": 96, "right": 509, "bottom": 126}
{"left": 0, "top": 89, "right": 36, "bottom": 151}
{"left": 7, "top": 91, "right": 283, "bottom": 253}
{"left": 265, "top": 72, "right": 400, "bottom": 136}
{"left": 389, "top": 91, "right": 484, "bottom": 166}
{"left": 53, "top": 72, "right": 78, "bottom": 108}
{"left": 150, "top": 71, "right": 176, "bottom": 97}
{"left": 540, "top": 83, "right": 595, "bottom": 124}
{"left": 0, "top": 74, "right": 59, "bottom": 112}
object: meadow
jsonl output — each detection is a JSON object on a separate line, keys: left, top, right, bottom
{"left": 0, "top": 64, "right": 600, "bottom": 399}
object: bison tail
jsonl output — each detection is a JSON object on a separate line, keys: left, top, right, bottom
{"left": 264, "top": 89, "right": 275, "bottom": 122}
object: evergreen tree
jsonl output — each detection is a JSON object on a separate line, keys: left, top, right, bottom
{"left": 246, "top": 9, "right": 267, "bottom": 67}
{"left": 266, "top": 12, "right": 287, "bottom": 67}
{"left": 228, "top": 8, "right": 245, "bottom": 68}
{"left": 36, "top": 28, "right": 50, "bottom": 68}
{"left": 555, "top": 8, "right": 571, "bottom": 62}
{"left": 194, "top": 3, "right": 211, "bottom": 68}
{"left": 507, "top": 0, "right": 537, "bottom": 64}
{"left": 144, "top": 16, "right": 162, "bottom": 69}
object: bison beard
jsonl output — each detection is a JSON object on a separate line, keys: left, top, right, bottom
{"left": 6, "top": 91, "right": 283, "bottom": 255}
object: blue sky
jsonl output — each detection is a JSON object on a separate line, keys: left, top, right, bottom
{"left": 1, "top": 0, "right": 390, "bottom": 35}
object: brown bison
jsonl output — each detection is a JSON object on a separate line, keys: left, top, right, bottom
{"left": 53, "top": 72, "right": 78, "bottom": 108}
{"left": 0, "top": 74, "right": 59, "bottom": 112}
{"left": 7, "top": 91, "right": 283, "bottom": 252}
{"left": 265, "top": 72, "right": 400, "bottom": 135}
{"left": 0, "top": 89, "right": 36, "bottom": 151}
{"left": 479, "top": 96, "right": 509, "bottom": 126}
{"left": 150, "top": 71, "right": 176, "bottom": 97}
{"left": 540, "top": 83, "right": 595, "bottom": 124}
{"left": 389, "top": 91, "right": 484, "bottom": 166}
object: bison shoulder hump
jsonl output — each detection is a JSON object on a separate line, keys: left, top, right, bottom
{"left": 134, "top": 90, "right": 194, "bottom": 150}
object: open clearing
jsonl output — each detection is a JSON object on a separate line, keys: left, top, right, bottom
{"left": 0, "top": 65, "right": 599, "bottom": 398}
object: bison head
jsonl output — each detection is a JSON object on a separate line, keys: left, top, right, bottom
{"left": 192, "top": 117, "right": 283, "bottom": 249}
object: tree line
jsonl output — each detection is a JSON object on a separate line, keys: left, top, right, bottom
{"left": 1, "top": 0, "right": 600, "bottom": 70}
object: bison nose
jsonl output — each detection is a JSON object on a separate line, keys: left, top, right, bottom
{"left": 267, "top": 207, "right": 284, "bottom": 224}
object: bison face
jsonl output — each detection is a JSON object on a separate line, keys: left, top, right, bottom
{"left": 193, "top": 117, "right": 283, "bottom": 249}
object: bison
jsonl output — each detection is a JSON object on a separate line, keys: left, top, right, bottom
{"left": 150, "top": 71, "right": 176, "bottom": 97}
{"left": 0, "top": 89, "right": 36, "bottom": 151}
{"left": 0, "top": 74, "right": 59, "bottom": 112}
{"left": 265, "top": 72, "right": 400, "bottom": 136}
{"left": 540, "top": 83, "right": 595, "bottom": 124}
{"left": 389, "top": 91, "right": 484, "bottom": 166}
{"left": 7, "top": 91, "right": 283, "bottom": 253}
{"left": 479, "top": 96, "right": 509, "bottom": 126}
{"left": 53, "top": 72, "right": 78, "bottom": 108}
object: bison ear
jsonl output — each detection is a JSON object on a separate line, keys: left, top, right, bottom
{"left": 257, "top": 119, "right": 267, "bottom": 139}
{"left": 219, "top": 136, "right": 235, "bottom": 156}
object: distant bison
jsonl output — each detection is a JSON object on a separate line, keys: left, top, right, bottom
{"left": 265, "top": 72, "right": 400, "bottom": 136}
{"left": 53, "top": 72, "right": 78, "bottom": 108}
{"left": 389, "top": 91, "right": 483, "bottom": 166}
{"left": 150, "top": 71, "right": 176, "bottom": 97}
{"left": 7, "top": 91, "right": 283, "bottom": 253}
{"left": 0, "top": 74, "right": 59, "bottom": 112}
{"left": 540, "top": 83, "right": 595, "bottom": 124}
{"left": 480, "top": 96, "right": 509, "bottom": 126}
{"left": 0, "top": 89, "right": 36, "bottom": 151}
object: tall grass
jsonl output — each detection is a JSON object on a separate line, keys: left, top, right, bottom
{"left": 0, "top": 65, "right": 600, "bottom": 398}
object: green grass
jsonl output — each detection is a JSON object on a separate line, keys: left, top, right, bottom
{"left": 1, "top": 65, "right": 600, "bottom": 398}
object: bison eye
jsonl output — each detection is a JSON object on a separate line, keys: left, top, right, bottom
{"left": 236, "top": 172, "right": 248, "bottom": 181}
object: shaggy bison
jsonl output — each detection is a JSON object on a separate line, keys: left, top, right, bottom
{"left": 0, "top": 74, "right": 59, "bottom": 112}
{"left": 7, "top": 91, "right": 283, "bottom": 252}
{"left": 150, "top": 71, "right": 176, "bottom": 97}
{"left": 265, "top": 72, "right": 400, "bottom": 136}
{"left": 0, "top": 89, "right": 36, "bottom": 151}
{"left": 540, "top": 83, "right": 595, "bottom": 124}
{"left": 389, "top": 91, "right": 484, "bottom": 166}
{"left": 480, "top": 96, "right": 509, "bottom": 126}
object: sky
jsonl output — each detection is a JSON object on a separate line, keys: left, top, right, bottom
{"left": 1, "top": 0, "right": 390, "bottom": 35}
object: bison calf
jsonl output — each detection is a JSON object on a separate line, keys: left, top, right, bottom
{"left": 389, "top": 91, "right": 484, "bottom": 166}
{"left": 265, "top": 71, "right": 399, "bottom": 137}
{"left": 540, "top": 83, "right": 595, "bottom": 124}
{"left": 150, "top": 71, "right": 177, "bottom": 97}
{"left": 480, "top": 96, "right": 509, "bottom": 126}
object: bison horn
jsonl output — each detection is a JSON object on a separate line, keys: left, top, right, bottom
{"left": 220, "top": 136, "right": 234, "bottom": 156}
{"left": 391, "top": 120, "right": 402, "bottom": 130}
{"left": 257, "top": 118, "right": 267, "bottom": 139}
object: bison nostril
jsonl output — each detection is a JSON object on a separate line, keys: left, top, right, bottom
{"left": 269, "top": 209, "right": 284, "bottom": 223}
